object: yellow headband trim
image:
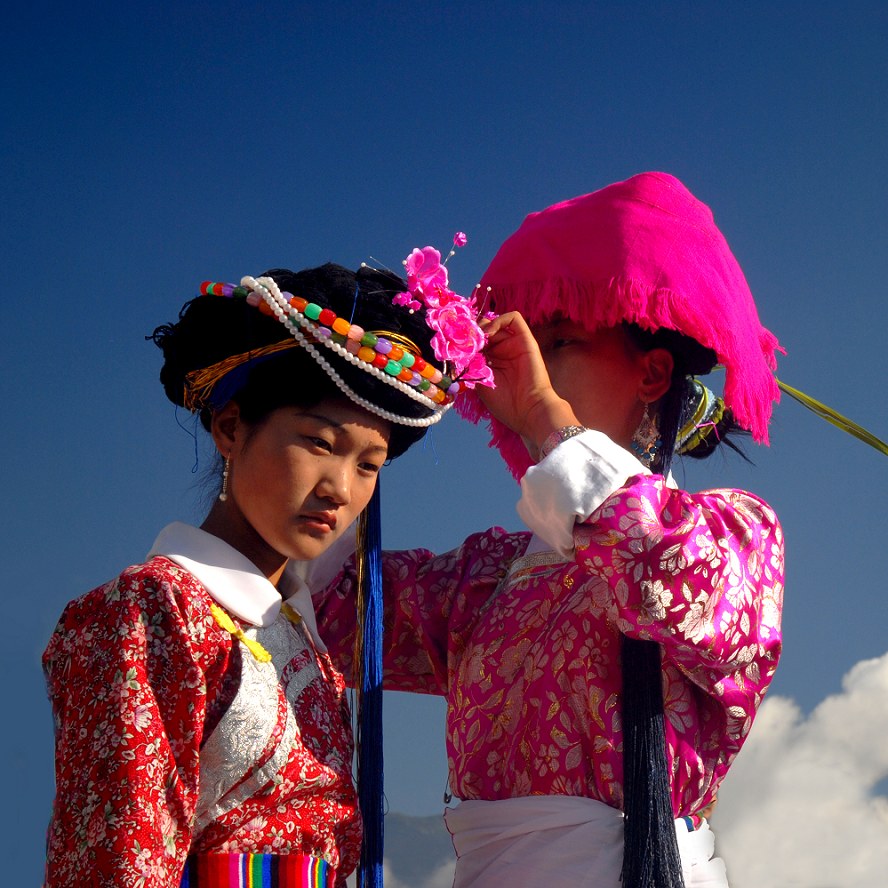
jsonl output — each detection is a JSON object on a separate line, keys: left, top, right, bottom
{"left": 368, "top": 330, "right": 422, "bottom": 357}
{"left": 183, "top": 339, "right": 299, "bottom": 411}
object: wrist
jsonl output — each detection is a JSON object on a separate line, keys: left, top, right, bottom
{"left": 522, "top": 396, "right": 582, "bottom": 460}
{"left": 538, "top": 425, "right": 589, "bottom": 461}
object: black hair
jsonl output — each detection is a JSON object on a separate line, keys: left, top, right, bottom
{"left": 619, "top": 323, "right": 742, "bottom": 888}
{"left": 624, "top": 323, "right": 749, "bottom": 471}
{"left": 151, "top": 263, "right": 442, "bottom": 459}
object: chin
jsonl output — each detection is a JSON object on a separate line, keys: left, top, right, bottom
{"left": 287, "top": 530, "right": 342, "bottom": 562}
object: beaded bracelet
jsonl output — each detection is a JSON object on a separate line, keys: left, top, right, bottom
{"left": 538, "top": 425, "right": 589, "bottom": 460}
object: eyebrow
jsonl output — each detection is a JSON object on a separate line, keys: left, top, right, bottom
{"left": 299, "top": 411, "right": 389, "bottom": 455}
{"left": 300, "top": 410, "right": 344, "bottom": 428}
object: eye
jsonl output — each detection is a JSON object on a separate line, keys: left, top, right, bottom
{"left": 358, "top": 460, "right": 383, "bottom": 475}
{"left": 551, "top": 337, "right": 574, "bottom": 349}
{"left": 305, "top": 435, "right": 333, "bottom": 452}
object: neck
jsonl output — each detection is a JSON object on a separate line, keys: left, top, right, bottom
{"left": 201, "top": 503, "right": 288, "bottom": 588}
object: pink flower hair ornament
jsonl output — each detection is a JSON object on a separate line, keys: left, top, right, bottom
{"left": 395, "top": 236, "right": 495, "bottom": 391}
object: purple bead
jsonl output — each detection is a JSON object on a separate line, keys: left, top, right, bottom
{"left": 316, "top": 327, "right": 332, "bottom": 339}
{"left": 376, "top": 337, "right": 392, "bottom": 355}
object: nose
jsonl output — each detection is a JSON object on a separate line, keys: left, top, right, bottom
{"left": 316, "top": 461, "right": 352, "bottom": 506}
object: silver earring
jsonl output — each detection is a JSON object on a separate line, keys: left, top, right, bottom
{"left": 631, "top": 405, "right": 661, "bottom": 466}
{"left": 218, "top": 456, "right": 230, "bottom": 502}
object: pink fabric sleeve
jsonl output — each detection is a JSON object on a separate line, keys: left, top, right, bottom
{"left": 576, "top": 474, "right": 783, "bottom": 700}
{"left": 314, "top": 528, "right": 531, "bottom": 696}
{"left": 43, "top": 561, "right": 226, "bottom": 887}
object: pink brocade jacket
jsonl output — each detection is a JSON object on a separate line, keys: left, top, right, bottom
{"left": 315, "top": 469, "right": 784, "bottom": 817}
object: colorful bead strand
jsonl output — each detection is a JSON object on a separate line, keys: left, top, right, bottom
{"left": 243, "top": 276, "right": 452, "bottom": 427}
{"left": 200, "top": 281, "right": 462, "bottom": 405}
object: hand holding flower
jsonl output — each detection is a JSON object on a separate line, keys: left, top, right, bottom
{"left": 478, "top": 312, "right": 579, "bottom": 456}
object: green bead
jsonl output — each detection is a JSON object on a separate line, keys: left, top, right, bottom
{"left": 439, "top": 376, "right": 452, "bottom": 389}
{"left": 361, "top": 332, "right": 378, "bottom": 347}
{"left": 384, "top": 360, "right": 401, "bottom": 376}
{"left": 400, "top": 352, "right": 415, "bottom": 368}
{"left": 331, "top": 332, "right": 347, "bottom": 345}
{"left": 419, "top": 379, "right": 431, "bottom": 391}
{"left": 304, "top": 302, "right": 322, "bottom": 320}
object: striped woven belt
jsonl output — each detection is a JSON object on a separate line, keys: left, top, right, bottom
{"left": 180, "top": 853, "right": 335, "bottom": 887}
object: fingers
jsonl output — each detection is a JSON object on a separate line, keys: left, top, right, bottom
{"left": 480, "top": 310, "right": 531, "bottom": 341}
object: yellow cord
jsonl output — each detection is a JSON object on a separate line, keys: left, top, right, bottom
{"left": 209, "top": 603, "right": 272, "bottom": 662}
{"left": 183, "top": 340, "right": 299, "bottom": 411}
{"left": 281, "top": 603, "right": 303, "bottom": 626}
{"left": 709, "top": 366, "right": 888, "bottom": 458}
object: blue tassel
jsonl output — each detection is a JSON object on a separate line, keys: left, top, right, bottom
{"left": 357, "top": 482, "right": 385, "bottom": 888}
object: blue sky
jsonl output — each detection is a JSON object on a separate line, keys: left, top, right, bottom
{"left": 3, "top": 3, "right": 887, "bottom": 884}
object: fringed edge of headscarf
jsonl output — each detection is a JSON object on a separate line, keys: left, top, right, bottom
{"left": 458, "top": 276, "right": 782, "bottom": 478}
{"left": 356, "top": 482, "right": 385, "bottom": 888}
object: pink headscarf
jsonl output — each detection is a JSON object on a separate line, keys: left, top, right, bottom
{"left": 462, "top": 172, "right": 782, "bottom": 480}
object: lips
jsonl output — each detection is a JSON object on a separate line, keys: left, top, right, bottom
{"left": 299, "top": 511, "right": 337, "bottom": 531}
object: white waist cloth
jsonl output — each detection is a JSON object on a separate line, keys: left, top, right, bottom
{"left": 444, "top": 795, "right": 728, "bottom": 887}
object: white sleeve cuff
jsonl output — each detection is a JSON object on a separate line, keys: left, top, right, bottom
{"left": 517, "top": 430, "right": 649, "bottom": 556}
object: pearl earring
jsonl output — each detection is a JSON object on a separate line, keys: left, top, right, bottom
{"left": 219, "top": 456, "right": 231, "bottom": 502}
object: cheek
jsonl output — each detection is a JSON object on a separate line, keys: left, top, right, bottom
{"left": 542, "top": 353, "right": 568, "bottom": 389}
{"left": 239, "top": 452, "right": 309, "bottom": 510}
{"left": 546, "top": 354, "right": 587, "bottom": 399}
{"left": 350, "top": 475, "right": 380, "bottom": 515}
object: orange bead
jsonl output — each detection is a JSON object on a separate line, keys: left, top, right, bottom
{"left": 332, "top": 317, "right": 351, "bottom": 336}
{"left": 420, "top": 363, "right": 437, "bottom": 380}
{"left": 397, "top": 367, "right": 413, "bottom": 382}
{"left": 258, "top": 299, "right": 275, "bottom": 316}
{"left": 358, "top": 346, "right": 376, "bottom": 363}
{"left": 388, "top": 345, "right": 404, "bottom": 362}
{"left": 289, "top": 295, "right": 308, "bottom": 312}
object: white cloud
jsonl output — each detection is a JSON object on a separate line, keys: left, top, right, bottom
{"left": 716, "top": 652, "right": 888, "bottom": 887}
{"left": 352, "top": 654, "right": 888, "bottom": 888}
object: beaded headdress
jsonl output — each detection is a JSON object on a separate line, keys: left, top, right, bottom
{"left": 187, "top": 238, "right": 493, "bottom": 427}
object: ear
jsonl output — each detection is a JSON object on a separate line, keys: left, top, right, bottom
{"left": 638, "top": 348, "right": 674, "bottom": 403}
{"left": 209, "top": 401, "right": 243, "bottom": 458}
